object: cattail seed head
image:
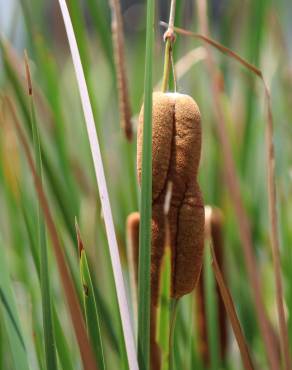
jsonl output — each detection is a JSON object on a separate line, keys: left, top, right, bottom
{"left": 137, "top": 92, "right": 204, "bottom": 302}
{"left": 126, "top": 212, "right": 140, "bottom": 286}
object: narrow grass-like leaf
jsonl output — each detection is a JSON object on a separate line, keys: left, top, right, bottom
{"left": 86, "top": 0, "right": 113, "bottom": 67}
{"left": 6, "top": 96, "right": 98, "bottom": 370}
{"left": 137, "top": 0, "right": 154, "bottom": 368}
{"left": 19, "top": 189, "right": 75, "bottom": 370}
{"left": 0, "top": 288, "right": 25, "bottom": 351}
{"left": 92, "top": 281, "right": 121, "bottom": 356}
{"left": 0, "top": 40, "right": 76, "bottom": 240}
{"left": 241, "top": 0, "right": 267, "bottom": 173}
{"left": 52, "top": 307, "right": 75, "bottom": 370}
{"left": 0, "top": 237, "right": 30, "bottom": 370}
{"left": 76, "top": 221, "right": 106, "bottom": 370}
{"left": 66, "top": 0, "right": 103, "bottom": 143}
{"left": 56, "top": 1, "right": 138, "bottom": 369}
{"left": 24, "top": 52, "right": 58, "bottom": 370}
{"left": 33, "top": 36, "right": 79, "bottom": 210}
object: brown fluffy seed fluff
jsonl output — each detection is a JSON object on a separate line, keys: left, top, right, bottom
{"left": 137, "top": 92, "right": 205, "bottom": 303}
{"left": 196, "top": 207, "right": 227, "bottom": 365}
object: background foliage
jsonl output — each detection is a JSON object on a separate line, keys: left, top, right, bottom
{"left": 0, "top": 0, "right": 291, "bottom": 369}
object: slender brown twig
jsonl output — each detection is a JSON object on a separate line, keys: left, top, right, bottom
{"left": 160, "top": 22, "right": 262, "bottom": 78}
{"left": 197, "top": 207, "right": 227, "bottom": 365}
{"left": 109, "top": 0, "right": 133, "bottom": 140}
{"left": 210, "top": 244, "right": 254, "bottom": 370}
{"left": 264, "top": 86, "right": 291, "bottom": 370}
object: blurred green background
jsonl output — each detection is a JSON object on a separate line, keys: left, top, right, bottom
{"left": 0, "top": 0, "right": 291, "bottom": 369}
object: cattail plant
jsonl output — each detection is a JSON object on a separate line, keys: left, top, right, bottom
{"left": 0, "top": 1, "right": 290, "bottom": 370}
{"left": 128, "top": 90, "right": 205, "bottom": 369}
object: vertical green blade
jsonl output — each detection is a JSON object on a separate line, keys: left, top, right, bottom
{"left": 0, "top": 237, "right": 30, "bottom": 370}
{"left": 80, "top": 250, "right": 106, "bottom": 370}
{"left": 137, "top": 0, "right": 154, "bottom": 368}
{"left": 27, "top": 61, "right": 58, "bottom": 370}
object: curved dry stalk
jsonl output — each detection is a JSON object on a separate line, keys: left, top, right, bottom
{"left": 109, "top": 0, "right": 133, "bottom": 140}
{"left": 160, "top": 22, "right": 262, "bottom": 78}
{"left": 264, "top": 86, "right": 291, "bottom": 370}
{"left": 197, "top": 207, "right": 227, "bottom": 365}
{"left": 210, "top": 244, "right": 254, "bottom": 370}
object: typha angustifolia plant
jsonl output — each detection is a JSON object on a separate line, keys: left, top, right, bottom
{"left": 137, "top": 90, "right": 205, "bottom": 369}
{"left": 0, "top": 1, "right": 290, "bottom": 369}
{"left": 127, "top": 1, "right": 206, "bottom": 368}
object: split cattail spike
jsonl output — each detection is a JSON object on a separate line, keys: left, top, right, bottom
{"left": 137, "top": 91, "right": 204, "bottom": 369}
{"left": 138, "top": 92, "right": 204, "bottom": 300}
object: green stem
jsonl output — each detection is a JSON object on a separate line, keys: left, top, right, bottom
{"left": 162, "top": 40, "right": 172, "bottom": 92}
{"left": 169, "top": 299, "right": 179, "bottom": 370}
{"left": 161, "top": 0, "right": 176, "bottom": 92}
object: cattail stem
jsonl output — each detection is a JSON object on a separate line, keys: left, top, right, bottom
{"left": 169, "top": 299, "right": 178, "bottom": 370}
{"left": 162, "top": 41, "right": 172, "bottom": 93}
{"left": 161, "top": 0, "right": 176, "bottom": 92}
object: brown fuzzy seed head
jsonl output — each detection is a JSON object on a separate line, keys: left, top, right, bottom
{"left": 126, "top": 212, "right": 140, "bottom": 283}
{"left": 137, "top": 92, "right": 204, "bottom": 301}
